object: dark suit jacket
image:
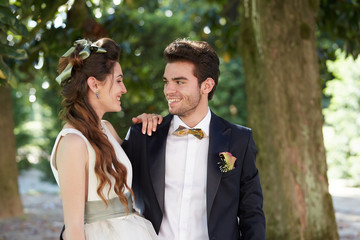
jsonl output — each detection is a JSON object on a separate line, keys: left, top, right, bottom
{"left": 122, "top": 112, "right": 266, "bottom": 240}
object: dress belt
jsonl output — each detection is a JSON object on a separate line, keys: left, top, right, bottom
{"left": 85, "top": 192, "right": 135, "bottom": 224}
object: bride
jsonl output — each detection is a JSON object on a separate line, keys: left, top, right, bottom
{"left": 50, "top": 38, "right": 160, "bottom": 240}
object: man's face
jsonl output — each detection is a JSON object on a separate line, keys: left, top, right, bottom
{"left": 163, "top": 61, "right": 202, "bottom": 118}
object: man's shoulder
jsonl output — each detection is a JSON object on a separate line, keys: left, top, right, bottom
{"left": 130, "top": 114, "right": 173, "bottom": 135}
{"left": 211, "top": 113, "right": 255, "bottom": 146}
{"left": 211, "top": 112, "right": 252, "bottom": 133}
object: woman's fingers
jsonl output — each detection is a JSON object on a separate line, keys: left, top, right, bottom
{"left": 132, "top": 113, "right": 163, "bottom": 136}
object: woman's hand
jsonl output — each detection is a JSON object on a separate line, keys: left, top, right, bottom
{"left": 132, "top": 113, "right": 163, "bottom": 136}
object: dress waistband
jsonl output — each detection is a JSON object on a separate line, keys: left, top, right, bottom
{"left": 85, "top": 192, "right": 135, "bottom": 224}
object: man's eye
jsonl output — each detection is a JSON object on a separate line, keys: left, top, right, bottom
{"left": 177, "top": 81, "right": 183, "bottom": 85}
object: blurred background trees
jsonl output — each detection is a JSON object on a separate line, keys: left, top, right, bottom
{"left": 324, "top": 52, "right": 360, "bottom": 186}
{"left": 1, "top": 0, "right": 359, "bottom": 239}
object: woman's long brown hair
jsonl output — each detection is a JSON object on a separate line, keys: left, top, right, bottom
{"left": 58, "top": 38, "right": 133, "bottom": 211}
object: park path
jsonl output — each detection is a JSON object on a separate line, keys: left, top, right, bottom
{"left": 0, "top": 169, "right": 359, "bottom": 239}
{"left": 330, "top": 179, "right": 360, "bottom": 239}
{"left": 0, "top": 169, "right": 63, "bottom": 240}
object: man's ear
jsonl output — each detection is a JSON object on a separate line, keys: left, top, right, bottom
{"left": 201, "top": 78, "right": 215, "bottom": 95}
{"left": 87, "top": 76, "right": 98, "bottom": 94}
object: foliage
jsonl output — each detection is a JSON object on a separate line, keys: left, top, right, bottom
{"left": 317, "top": 0, "right": 360, "bottom": 101}
{"left": 4, "top": 0, "right": 246, "bottom": 182}
{"left": 2, "top": 0, "right": 360, "bottom": 186}
{"left": 35, "top": 158, "right": 57, "bottom": 183}
{"left": 323, "top": 51, "right": 360, "bottom": 186}
{"left": 0, "top": 0, "right": 29, "bottom": 86}
{"left": 317, "top": 0, "right": 360, "bottom": 61}
{"left": 101, "top": 3, "right": 195, "bottom": 137}
{"left": 17, "top": 159, "right": 32, "bottom": 171}
{"left": 12, "top": 71, "right": 62, "bottom": 167}
{"left": 210, "top": 57, "right": 246, "bottom": 125}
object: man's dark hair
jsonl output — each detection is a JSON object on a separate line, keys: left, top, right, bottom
{"left": 163, "top": 39, "right": 220, "bottom": 100}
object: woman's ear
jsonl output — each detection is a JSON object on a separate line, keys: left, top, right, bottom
{"left": 201, "top": 78, "right": 215, "bottom": 95}
{"left": 87, "top": 76, "right": 98, "bottom": 94}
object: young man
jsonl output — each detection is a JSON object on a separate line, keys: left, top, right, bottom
{"left": 123, "top": 39, "right": 266, "bottom": 240}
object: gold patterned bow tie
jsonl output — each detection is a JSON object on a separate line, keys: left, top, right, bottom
{"left": 173, "top": 125, "right": 207, "bottom": 140}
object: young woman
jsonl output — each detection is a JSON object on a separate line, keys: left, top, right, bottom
{"left": 50, "top": 38, "right": 158, "bottom": 240}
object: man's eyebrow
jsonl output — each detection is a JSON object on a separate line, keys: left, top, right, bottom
{"left": 163, "top": 76, "right": 188, "bottom": 80}
{"left": 116, "top": 74, "right": 123, "bottom": 78}
{"left": 172, "top": 77, "right": 188, "bottom": 80}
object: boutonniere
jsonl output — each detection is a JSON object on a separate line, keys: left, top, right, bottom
{"left": 218, "top": 152, "right": 237, "bottom": 173}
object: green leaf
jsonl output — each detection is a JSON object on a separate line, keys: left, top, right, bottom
{"left": 0, "top": 69, "right": 5, "bottom": 79}
{"left": 0, "top": 56, "right": 10, "bottom": 78}
{"left": 0, "top": 6, "right": 29, "bottom": 37}
{"left": 11, "top": 20, "right": 29, "bottom": 37}
{"left": 0, "top": 0, "right": 8, "bottom": 7}
{"left": 0, "top": 56, "right": 15, "bottom": 87}
{"left": 0, "top": 6, "right": 15, "bottom": 23}
{"left": 0, "top": 44, "right": 28, "bottom": 60}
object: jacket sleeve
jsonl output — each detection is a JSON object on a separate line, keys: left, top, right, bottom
{"left": 121, "top": 127, "right": 132, "bottom": 163}
{"left": 122, "top": 124, "right": 142, "bottom": 165}
{"left": 238, "top": 129, "right": 266, "bottom": 239}
{"left": 121, "top": 124, "right": 146, "bottom": 214}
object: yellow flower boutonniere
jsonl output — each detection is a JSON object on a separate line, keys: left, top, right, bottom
{"left": 218, "top": 152, "right": 237, "bottom": 173}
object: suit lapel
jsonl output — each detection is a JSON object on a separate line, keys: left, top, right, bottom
{"left": 206, "top": 113, "right": 231, "bottom": 220}
{"left": 148, "top": 115, "right": 173, "bottom": 213}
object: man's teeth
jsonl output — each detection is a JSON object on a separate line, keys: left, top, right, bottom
{"left": 117, "top": 97, "right": 121, "bottom": 101}
{"left": 168, "top": 99, "right": 180, "bottom": 103}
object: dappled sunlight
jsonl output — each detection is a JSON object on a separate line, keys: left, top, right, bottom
{"left": 2, "top": 0, "right": 360, "bottom": 239}
{"left": 323, "top": 51, "right": 360, "bottom": 186}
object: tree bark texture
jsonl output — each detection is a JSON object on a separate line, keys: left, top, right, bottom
{"left": 0, "top": 86, "right": 23, "bottom": 218}
{"left": 239, "top": 0, "right": 338, "bottom": 239}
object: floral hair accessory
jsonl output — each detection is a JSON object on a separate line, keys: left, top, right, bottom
{"left": 55, "top": 39, "right": 107, "bottom": 85}
{"left": 218, "top": 152, "right": 237, "bottom": 173}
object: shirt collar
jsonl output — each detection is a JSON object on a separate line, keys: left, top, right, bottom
{"left": 173, "top": 108, "right": 211, "bottom": 137}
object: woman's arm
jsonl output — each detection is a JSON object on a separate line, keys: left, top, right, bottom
{"left": 56, "top": 134, "right": 88, "bottom": 240}
{"left": 103, "top": 114, "right": 163, "bottom": 145}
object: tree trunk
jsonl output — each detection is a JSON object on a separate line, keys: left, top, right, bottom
{"left": 239, "top": 0, "right": 338, "bottom": 239}
{"left": 0, "top": 86, "right": 23, "bottom": 218}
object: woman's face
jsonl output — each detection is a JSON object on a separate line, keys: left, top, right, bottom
{"left": 97, "top": 62, "right": 127, "bottom": 113}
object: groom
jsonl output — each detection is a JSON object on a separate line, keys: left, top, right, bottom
{"left": 123, "top": 39, "right": 266, "bottom": 239}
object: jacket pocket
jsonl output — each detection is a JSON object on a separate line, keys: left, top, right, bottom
{"left": 221, "top": 165, "right": 241, "bottom": 179}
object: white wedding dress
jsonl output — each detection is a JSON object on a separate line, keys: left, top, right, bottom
{"left": 50, "top": 121, "right": 158, "bottom": 239}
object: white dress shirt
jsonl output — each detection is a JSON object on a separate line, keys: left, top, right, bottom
{"left": 158, "top": 109, "right": 211, "bottom": 240}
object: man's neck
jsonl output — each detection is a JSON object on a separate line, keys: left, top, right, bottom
{"left": 178, "top": 107, "right": 209, "bottom": 128}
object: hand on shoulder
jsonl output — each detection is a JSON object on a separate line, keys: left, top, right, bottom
{"left": 132, "top": 113, "right": 163, "bottom": 136}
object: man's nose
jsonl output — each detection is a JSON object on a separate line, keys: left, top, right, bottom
{"left": 164, "top": 82, "right": 176, "bottom": 94}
